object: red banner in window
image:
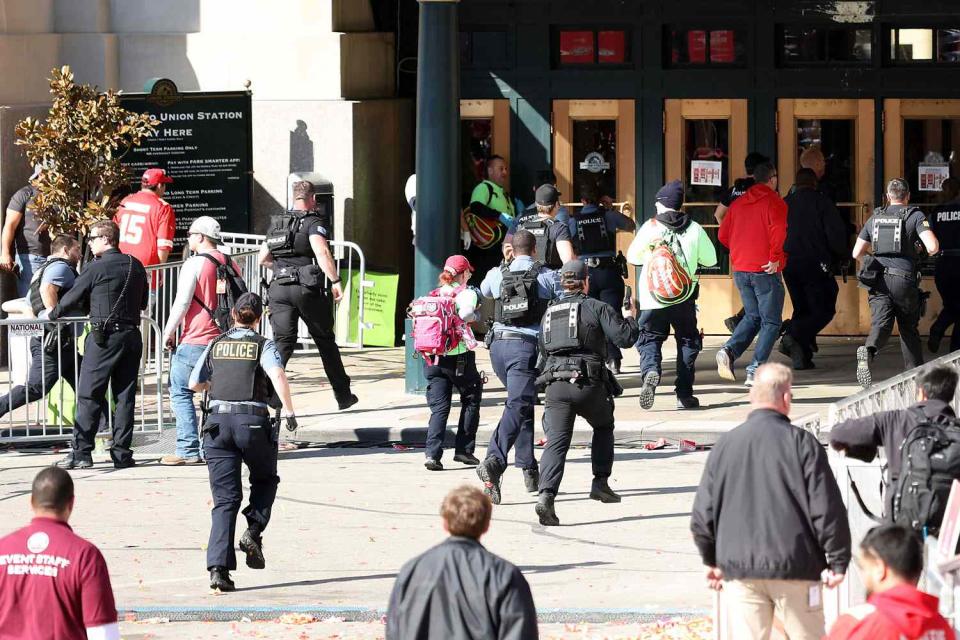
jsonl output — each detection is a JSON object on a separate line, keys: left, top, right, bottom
{"left": 598, "top": 31, "right": 626, "bottom": 63}
{"left": 559, "top": 31, "right": 595, "bottom": 64}
{"left": 710, "top": 30, "right": 736, "bottom": 63}
{"left": 687, "top": 30, "right": 707, "bottom": 64}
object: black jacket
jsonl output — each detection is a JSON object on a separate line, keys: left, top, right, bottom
{"left": 540, "top": 293, "right": 639, "bottom": 364}
{"left": 49, "top": 248, "right": 148, "bottom": 324}
{"left": 386, "top": 537, "right": 538, "bottom": 640}
{"left": 783, "top": 186, "right": 847, "bottom": 270}
{"left": 691, "top": 408, "right": 851, "bottom": 580}
{"left": 829, "top": 399, "right": 956, "bottom": 515}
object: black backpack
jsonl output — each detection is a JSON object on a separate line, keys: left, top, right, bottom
{"left": 27, "top": 257, "right": 75, "bottom": 316}
{"left": 891, "top": 409, "right": 960, "bottom": 535}
{"left": 193, "top": 253, "right": 248, "bottom": 332}
{"left": 495, "top": 263, "right": 547, "bottom": 326}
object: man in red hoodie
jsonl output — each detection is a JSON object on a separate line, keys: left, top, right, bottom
{"left": 716, "top": 161, "right": 788, "bottom": 387}
{"left": 826, "top": 524, "right": 953, "bottom": 640}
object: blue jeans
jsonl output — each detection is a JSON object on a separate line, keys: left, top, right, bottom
{"left": 725, "top": 272, "right": 785, "bottom": 376}
{"left": 15, "top": 253, "right": 46, "bottom": 297}
{"left": 169, "top": 343, "right": 208, "bottom": 459}
{"left": 486, "top": 336, "right": 538, "bottom": 470}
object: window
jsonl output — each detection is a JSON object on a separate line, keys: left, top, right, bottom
{"left": 460, "top": 30, "right": 509, "bottom": 69}
{"left": 554, "top": 28, "right": 630, "bottom": 67}
{"left": 665, "top": 27, "right": 746, "bottom": 67}
{"left": 889, "top": 27, "right": 960, "bottom": 63}
{"left": 779, "top": 25, "right": 872, "bottom": 65}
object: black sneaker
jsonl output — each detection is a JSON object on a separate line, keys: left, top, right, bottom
{"left": 424, "top": 458, "right": 443, "bottom": 471}
{"left": 55, "top": 454, "right": 93, "bottom": 469}
{"left": 113, "top": 458, "right": 136, "bottom": 470}
{"left": 856, "top": 346, "right": 872, "bottom": 389}
{"left": 716, "top": 348, "right": 735, "bottom": 381}
{"left": 523, "top": 468, "right": 539, "bottom": 493}
{"left": 453, "top": 452, "right": 480, "bottom": 466}
{"left": 535, "top": 492, "right": 560, "bottom": 526}
{"left": 590, "top": 477, "right": 621, "bottom": 503}
{"left": 209, "top": 566, "right": 235, "bottom": 592}
{"left": 781, "top": 334, "right": 806, "bottom": 370}
{"left": 239, "top": 529, "right": 265, "bottom": 570}
{"left": 336, "top": 393, "right": 359, "bottom": 411}
{"left": 639, "top": 371, "right": 660, "bottom": 410}
{"left": 676, "top": 396, "right": 701, "bottom": 410}
{"left": 476, "top": 457, "right": 504, "bottom": 505}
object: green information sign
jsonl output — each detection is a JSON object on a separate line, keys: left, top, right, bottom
{"left": 335, "top": 270, "right": 400, "bottom": 347}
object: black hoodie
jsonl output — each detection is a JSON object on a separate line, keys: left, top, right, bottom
{"left": 655, "top": 208, "right": 691, "bottom": 233}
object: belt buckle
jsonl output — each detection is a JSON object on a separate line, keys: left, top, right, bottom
{"left": 584, "top": 257, "right": 600, "bottom": 268}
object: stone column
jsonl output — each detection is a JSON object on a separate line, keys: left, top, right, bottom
{"left": 405, "top": 0, "right": 460, "bottom": 393}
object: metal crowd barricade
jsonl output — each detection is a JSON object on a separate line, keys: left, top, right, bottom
{"left": 0, "top": 315, "right": 165, "bottom": 445}
{"left": 218, "top": 232, "right": 371, "bottom": 349}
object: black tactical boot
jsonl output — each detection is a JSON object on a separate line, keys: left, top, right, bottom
{"left": 535, "top": 492, "right": 560, "bottom": 526}
{"left": 590, "top": 477, "right": 621, "bottom": 503}
{"left": 453, "top": 452, "right": 480, "bottom": 466}
{"left": 639, "top": 371, "right": 660, "bottom": 410}
{"left": 856, "top": 346, "right": 872, "bottom": 389}
{"left": 209, "top": 567, "right": 235, "bottom": 592}
{"left": 239, "top": 529, "right": 265, "bottom": 570}
{"left": 336, "top": 393, "right": 359, "bottom": 411}
{"left": 476, "top": 457, "right": 505, "bottom": 505}
{"left": 522, "top": 467, "right": 540, "bottom": 493}
{"left": 424, "top": 458, "right": 443, "bottom": 471}
{"left": 55, "top": 454, "right": 93, "bottom": 470}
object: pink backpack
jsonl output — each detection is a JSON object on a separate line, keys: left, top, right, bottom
{"left": 408, "top": 286, "right": 470, "bottom": 365}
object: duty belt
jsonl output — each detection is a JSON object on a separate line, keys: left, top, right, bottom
{"left": 493, "top": 330, "right": 537, "bottom": 343}
{"left": 99, "top": 321, "right": 138, "bottom": 331}
{"left": 583, "top": 256, "right": 617, "bottom": 268}
{"left": 210, "top": 404, "right": 270, "bottom": 417}
{"left": 884, "top": 266, "right": 919, "bottom": 282}
{"left": 940, "top": 249, "right": 960, "bottom": 257}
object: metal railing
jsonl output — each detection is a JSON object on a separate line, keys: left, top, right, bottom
{"left": 0, "top": 315, "right": 165, "bottom": 444}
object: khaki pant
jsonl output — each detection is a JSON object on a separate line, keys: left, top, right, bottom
{"left": 724, "top": 579, "right": 824, "bottom": 640}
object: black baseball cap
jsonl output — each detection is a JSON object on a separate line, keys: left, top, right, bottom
{"left": 234, "top": 292, "right": 263, "bottom": 318}
{"left": 560, "top": 259, "right": 588, "bottom": 283}
{"left": 535, "top": 184, "right": 561, "bottom": 206}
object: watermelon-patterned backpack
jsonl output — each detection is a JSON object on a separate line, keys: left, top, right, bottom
{"left": 644, "top": 220, "right": 694, "bottom": 305}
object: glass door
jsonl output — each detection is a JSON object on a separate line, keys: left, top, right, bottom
{"left": 460, "top": 99, "right": 511, "bottom": 207}
{"left": 777, "top": 99, "right": 875, "bottom": 335}
{"left": 664, "top": 99, "right": 748, "bottom": 334}
{"left": 553, "top": 100, "right": 637, "bottom": 280}
{"left": 884, "top": 99, "right": 960, "bottom": 335}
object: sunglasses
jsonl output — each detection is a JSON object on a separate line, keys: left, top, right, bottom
{"left": 87, "top": 234, "right": 104, "bottom": 241}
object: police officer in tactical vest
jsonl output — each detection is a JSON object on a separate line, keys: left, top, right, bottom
{"left": 569, "top": 183, "right": 635, "bottom": 373}
{"left": 259, "top": 180, "right": 357, "bottom": 410}
{"left": 476, "top": 229, "right": 562, "bottom": 505}
{"left": 535, "top": 259, "right": 640, "bottom": 526}
{"left": 188, "top": 293, "right": 297, "bottom": 592}
{"left": 505, "top": 183, "right": 576, "bottom": 269}
{"left": 929, "top": 178, "right": 960, "bottom": 353}
{"left": 854, "top": 178, "right": 939, "bottom": 387}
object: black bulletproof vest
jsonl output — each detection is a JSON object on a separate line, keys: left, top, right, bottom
{"left": 494, "top": 263, "right": 548, "bottom": 326}
{"left": 522, "top": 216, "right": 560, "bottom": 268}
{"left": 266, "top": 211, "right": 319, "bottom": 268}
{"left": 934, "top": 200, "right": 960, "bottom": 254}
{"left": 208, "top": 334, "right": 275, "bottom": 404}
{"left": 573, "top": 210, "right": 613, "bottom": 255}
{"left": 542, "top": 294, "right": 607, "bottom": 358}
{"left": 871, "top": 206, "right": 911, "bottom": 255}
{"left": 27, "top": 257, "right": 75, "bottom": 316}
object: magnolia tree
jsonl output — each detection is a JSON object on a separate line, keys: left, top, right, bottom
{"left": 14, "top": 66, "right": 158, "bottom": 236}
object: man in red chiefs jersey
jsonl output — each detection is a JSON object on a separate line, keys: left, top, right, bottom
{"left": 0, "top": 467, "right": 119, "bottom": 640}
{"left": 114, "top": 168, "right": 176, "bottom": 271}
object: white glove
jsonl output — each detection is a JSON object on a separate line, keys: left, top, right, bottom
{"left": 461, "top": 229, "right": 472, "bottom": 250}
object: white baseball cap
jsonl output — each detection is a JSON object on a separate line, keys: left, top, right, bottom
{"left": 188, "top": 216, "right": 222, "bottom": 244}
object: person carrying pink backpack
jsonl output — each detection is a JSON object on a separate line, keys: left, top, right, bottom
{"left": 411, "top": 255, "right": 484, "bottom": 471}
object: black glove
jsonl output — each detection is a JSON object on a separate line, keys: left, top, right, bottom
{"left": 284, "top": 415, "right": 299, "bottom": 432}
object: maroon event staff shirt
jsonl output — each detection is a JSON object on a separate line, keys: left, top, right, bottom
{"left": 0, "top": 517, "right": 117, "bottom": 640}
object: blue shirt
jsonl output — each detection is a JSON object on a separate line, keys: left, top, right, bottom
{"left": 480, "top": 255, "right": 561, "bottom": 336}
{"left": 189, "top": 327, "right": 284, "bottom": 408}
{"left": 40, "top": 259, "right": 77, "bottom": 292}
{"left": 568, "top": 204, "right": 634, "bottom": 258}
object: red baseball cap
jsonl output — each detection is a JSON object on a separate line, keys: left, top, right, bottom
{"left": 443, "top": 255, "right": 474, "bottom": 275}
{"left": 141, "top": 168, "right": 173, "bottom": 186}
